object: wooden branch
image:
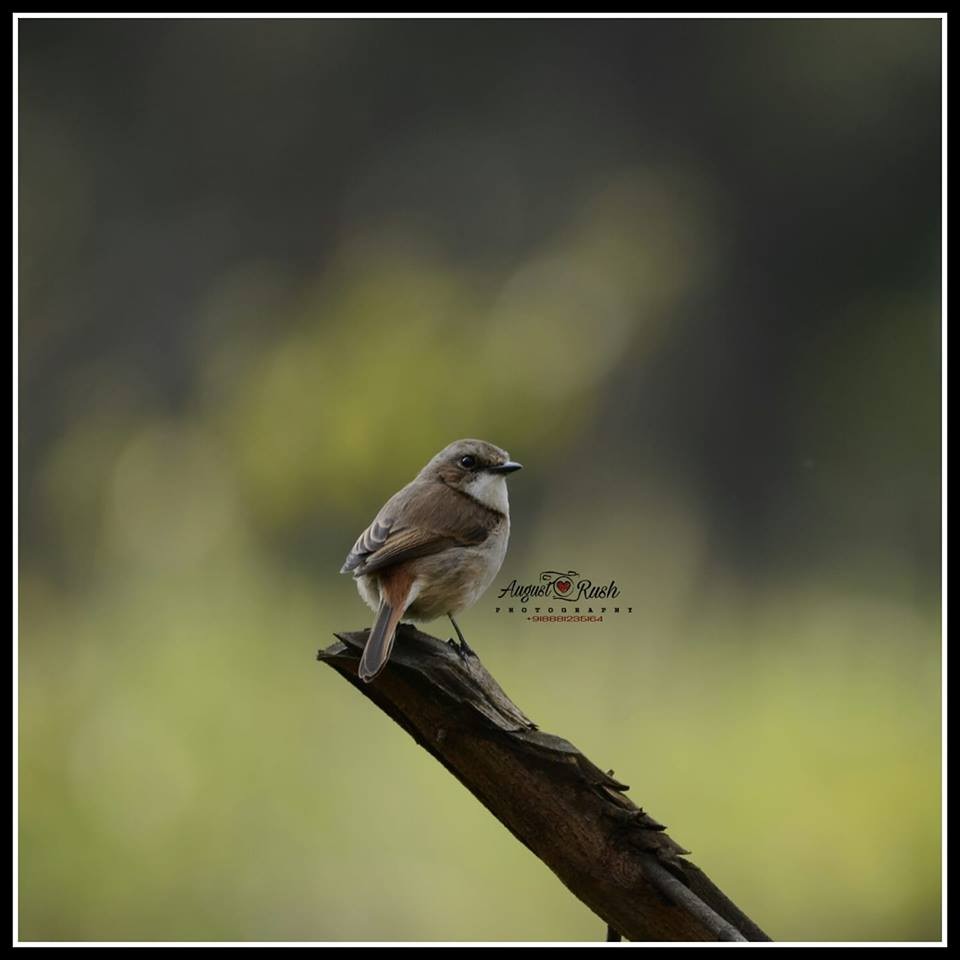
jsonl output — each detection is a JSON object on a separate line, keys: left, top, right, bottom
{"left": 317, "top": 625, "right": 771, "bottom": 943}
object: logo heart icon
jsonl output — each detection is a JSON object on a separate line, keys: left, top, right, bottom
{"left": 555, "top": 579, "right": 572, "bottom": 594}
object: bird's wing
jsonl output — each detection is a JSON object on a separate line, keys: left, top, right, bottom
{"left": 340, "top": 481, "right": 492, "bottom": 576}
{"left": 340, "top": 516, "right": 392, "bottom": 573}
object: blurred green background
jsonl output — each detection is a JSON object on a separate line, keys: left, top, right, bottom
{"left": 18, "top": 18, "right": 941, "bottom": 942}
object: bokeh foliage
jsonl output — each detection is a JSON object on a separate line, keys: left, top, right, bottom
{"left": 19, "top": 18, "right": 940, "bottom": 941}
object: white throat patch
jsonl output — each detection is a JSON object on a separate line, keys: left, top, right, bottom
{"left": 465, "top": 471, "right": 510, "bottom": 514}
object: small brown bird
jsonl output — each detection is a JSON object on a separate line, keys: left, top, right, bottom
{"left": 341, "top": 439, "right": 522, "bottom": 682}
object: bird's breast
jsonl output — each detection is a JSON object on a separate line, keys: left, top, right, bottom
{"left": 406, "top": 525, "right": 509, "bottom": 620}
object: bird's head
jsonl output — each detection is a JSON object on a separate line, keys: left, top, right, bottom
{"left": 419, "top": 438, "right": 522, "bottom": 510}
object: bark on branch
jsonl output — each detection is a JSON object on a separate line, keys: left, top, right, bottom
{"left": 317, "top": 625, "right": 771, "bottom": 943}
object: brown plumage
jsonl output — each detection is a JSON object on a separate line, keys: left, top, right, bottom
{"left": 341, "top": 439, "right": 522, "bottom": 682}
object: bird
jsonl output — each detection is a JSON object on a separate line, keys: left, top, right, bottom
{"left": 340, "top": 438, "right": 522, "bottom": 682}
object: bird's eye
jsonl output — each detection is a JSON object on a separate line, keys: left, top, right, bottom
{"left": 459, "top": 455, "right": 477, "bottom": 469}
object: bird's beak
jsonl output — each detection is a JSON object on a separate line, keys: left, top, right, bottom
{"left": 489, "top": 461, "right": 523, "bottom": 474}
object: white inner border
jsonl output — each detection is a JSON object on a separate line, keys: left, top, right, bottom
{"left": 11, "top": 10, "right": 948, "bottom": 949}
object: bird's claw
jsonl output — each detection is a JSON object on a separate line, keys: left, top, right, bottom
{"left": 446, "top": 637, "right": 474, "bottom": 659}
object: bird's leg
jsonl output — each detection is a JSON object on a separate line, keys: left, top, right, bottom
{"left": 448, "top": 614, "right": 473, "bottom": 656}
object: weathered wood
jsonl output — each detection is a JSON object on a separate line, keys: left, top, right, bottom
{"left": 318, "top": 625, "right": 770, "bottom": 942}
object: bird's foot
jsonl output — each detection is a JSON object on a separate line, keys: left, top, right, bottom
{"left": 447, "top": 615, "right": 474, "bottom": 658}
{"left": 446, "top": 636, "right": 475, "bottom": 658}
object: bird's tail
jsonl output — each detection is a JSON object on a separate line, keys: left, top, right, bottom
{"left": 359, "top": 600, "right": 405, "bottom": 683}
